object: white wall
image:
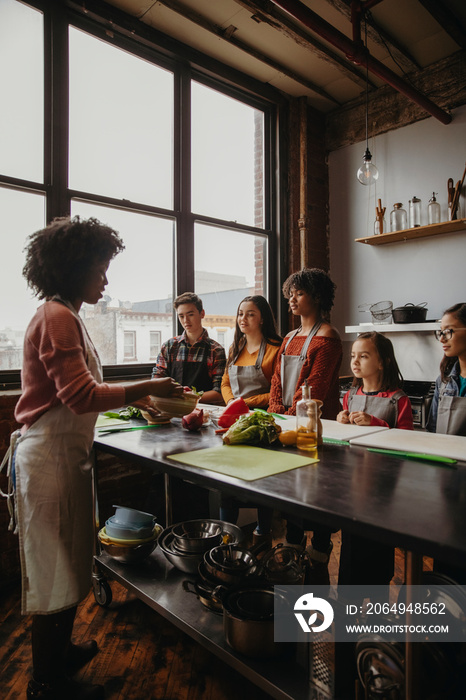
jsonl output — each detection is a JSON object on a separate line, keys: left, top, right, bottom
{"left": 329, "top": 105, "right": 466, "bottom": 377}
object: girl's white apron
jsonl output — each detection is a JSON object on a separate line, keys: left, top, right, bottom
{"left": 14, "top": 302, "right": 102, "bottom": 615}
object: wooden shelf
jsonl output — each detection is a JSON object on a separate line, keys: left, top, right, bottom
{"left": 355, "top": 218, "right": 466, "bottom": 245}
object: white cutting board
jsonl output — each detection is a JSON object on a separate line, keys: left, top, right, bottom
{"left": 320, "top": 419, "right": 389, "bottom": 442}
{"left": 349, "top": 428, "right": 466, "bottom": 462}
{"left": 276, "top": 416, "right": 389, "bottom": 441}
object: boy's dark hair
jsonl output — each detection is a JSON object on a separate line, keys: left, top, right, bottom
{"left": 352, "top": 332, "right": 403, "bottom": 391}
{"left": 440, "top": 302, "right": 466, "bottom": 382}
{"left": 23, "top": 216, "right": 124, "bottom": 300}
{"left": 282, "top": 268, "right": 336, "bottom": 320}
{"left": 174, "top": 292, "right": 203, "bottom": 313}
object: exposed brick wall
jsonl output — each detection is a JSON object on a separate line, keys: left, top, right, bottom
{"left": 283, "top": 97, "right": 330, "bottom": 332}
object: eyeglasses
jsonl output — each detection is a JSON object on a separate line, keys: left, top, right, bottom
{"left": 434, "top": 328, "right": 466, "bottom": 341}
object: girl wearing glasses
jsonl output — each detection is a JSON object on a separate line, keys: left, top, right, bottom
{"left": 427, "top": 302, "right": 466, "bottom": 435}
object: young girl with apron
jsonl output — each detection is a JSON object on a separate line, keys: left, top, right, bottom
{"left": 337, "top": 332, "right": 413, "bottom": 590}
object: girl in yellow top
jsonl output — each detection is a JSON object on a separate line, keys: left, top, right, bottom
{"left": 220, "top": 295, "right": 282, "bottom": 542}
{"left": 221, "top": 295, "right": 282, "bottom": 408}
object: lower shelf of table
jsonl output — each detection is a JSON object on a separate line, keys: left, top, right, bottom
{"left": 94, "top": 549, "right": 313, "bottom": 700}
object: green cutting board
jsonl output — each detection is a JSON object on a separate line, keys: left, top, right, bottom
{"left": 168, "top": 444, "right": 318, "bottom": 481}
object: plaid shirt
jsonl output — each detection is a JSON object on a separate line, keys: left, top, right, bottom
{"left": 152, "top": 328, "right": 226, "bottom": 392}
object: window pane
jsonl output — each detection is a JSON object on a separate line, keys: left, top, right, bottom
{"left": 69, "top": 28, "right": 174, "bottom": 208}
{"left": 0, "top": 187, "right": 46, "bottom": 370}
{"left": 0, "top": 0, "right": 43, "bottom": 182}
{"left": 194, "top": 223, "right": 267, "bottom": 350}
{"left": 191, "top": 81, "right": 264, "bottom": 228}
{"left": 71, "top": 201, "right": 175, "bottom": 365}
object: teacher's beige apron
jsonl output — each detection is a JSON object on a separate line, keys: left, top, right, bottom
{"left": 14, "top": 301, "right": 102, "bottom": 614}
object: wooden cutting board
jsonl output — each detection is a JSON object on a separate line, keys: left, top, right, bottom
{"left": 349, "top": 428, "right": 466, "bottom": 462}
{"left": 167, "top": 444, "right": 318, "bottom": 481}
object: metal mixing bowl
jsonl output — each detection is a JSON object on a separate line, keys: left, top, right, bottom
{"left": 172, "top": 521, "right": 223, "bottom": 553}
{"left": 99, "top": 537, "right": 157, "bottom": 564}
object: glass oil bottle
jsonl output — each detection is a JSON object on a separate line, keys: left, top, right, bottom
{"left": 296, "top": 380, "right": 318, "bottom": 451}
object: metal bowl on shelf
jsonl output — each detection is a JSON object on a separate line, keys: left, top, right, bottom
{"left": 172, "top": 521, "right": 223, "bottom": 553}
{"left": 158, "top": 520, "right": 244, "bottom": 574}
{"left": 158, "top": 529, "right": 206, "bottom": 574}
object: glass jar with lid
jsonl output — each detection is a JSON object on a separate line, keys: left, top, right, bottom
{"left": 390, "top": 203, "right": 407, "bottom": 232}
{"left": 409, "top": 196, "right": 422, "bottom": 228}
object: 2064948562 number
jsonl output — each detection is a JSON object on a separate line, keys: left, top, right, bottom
{"left": 365, "top": 601, "right": 446, "bottom": 615}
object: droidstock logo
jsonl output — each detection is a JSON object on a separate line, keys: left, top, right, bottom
{"left": 294, "top": 592, "right": 334, "bottom": 633}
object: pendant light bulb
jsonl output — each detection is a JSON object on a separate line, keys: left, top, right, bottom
{"left": 357, "top": 148, "right": 379, "bottom": 186}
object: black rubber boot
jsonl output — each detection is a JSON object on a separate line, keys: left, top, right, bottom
{"left": 65, "top": 640, "right": 99, "bottom": 676}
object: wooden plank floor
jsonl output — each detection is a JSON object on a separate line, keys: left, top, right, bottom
{"left": 0, "top": 526, "right": 429, "bottom": 700}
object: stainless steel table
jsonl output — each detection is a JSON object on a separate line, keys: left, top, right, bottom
{"left": 93, "top": 422, "right": 466, "bottom": 699}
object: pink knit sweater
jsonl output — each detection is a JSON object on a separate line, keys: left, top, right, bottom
{"left": 15, "top": 301, "right": 126, "bottom": 430}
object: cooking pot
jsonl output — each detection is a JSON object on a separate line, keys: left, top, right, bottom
{"left": 221, "top": 586, "right": 290, "bottom": 659}
{"left": 182, "top": 579, "right": 225, "bottom": 614}
{"left": 392, "top": 302, "right": 427, "bottom": 323}
{"left": 261, "top": 542, "right": 310, "bottom": 585}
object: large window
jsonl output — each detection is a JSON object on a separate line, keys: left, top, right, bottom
{"left": 0, "top": 0, "right": 279, "bottom": 379}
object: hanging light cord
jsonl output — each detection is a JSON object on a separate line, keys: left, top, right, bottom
{"left": 364, "top": 13, "right": 369, "bottom": 153}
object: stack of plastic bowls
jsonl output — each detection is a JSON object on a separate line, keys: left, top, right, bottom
{"left": 98, "top": 505, "right": 161, "bottom": 564}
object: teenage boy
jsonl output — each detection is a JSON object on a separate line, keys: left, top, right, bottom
{"left": 152, "top": 292, "right": 226, "bottom": 405}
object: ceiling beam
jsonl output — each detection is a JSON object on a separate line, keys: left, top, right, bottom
{"left": 269, "top": 0, "right": 452, "bottom": 124}
{"left": 154, "top": 0, "right": 341, "bottom": 104}
{"left": 320, "top": 0, "right": 420, "bottom": 73}
{"left": 232, "top": 0, "right": 372, "bottom": 90}
{"left": 418, "top": 0, "right": 466, "bottom": 50}
{"left": 326, "top": 50, "right": 466, "bottom": 151}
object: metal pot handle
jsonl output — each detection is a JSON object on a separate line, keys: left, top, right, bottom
{"left": 182, "top": 580, "right": 198, "bottom": 597}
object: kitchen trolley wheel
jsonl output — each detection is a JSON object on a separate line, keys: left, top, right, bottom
{"left": 92, "top": 576, "right": 113, "bottom": 607}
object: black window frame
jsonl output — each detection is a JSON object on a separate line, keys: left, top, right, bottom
{"left": 0, "top": 0, "right": 285, "bottom": 389}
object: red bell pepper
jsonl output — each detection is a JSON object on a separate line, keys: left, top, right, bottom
{"left": 217, "top": 397, "right": 249, "bottom": 428}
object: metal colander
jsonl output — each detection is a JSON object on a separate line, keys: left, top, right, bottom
{"left": 359, "top": 301, "right": 393, "bottom": 324}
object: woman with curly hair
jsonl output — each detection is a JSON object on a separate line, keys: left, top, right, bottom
{"left": 269, "top": 267, "right": 342, "bottom": 417}
{"left": 12, "top": 216, "right": 182, "bottom": 700}
{"left": 268, "top": 268, "right": 342, "bottom": 582}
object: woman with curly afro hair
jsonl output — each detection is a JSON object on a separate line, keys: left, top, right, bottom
{"left": 12, "top": 216, "right": 182, "bottom": 700}
{"left": 268, "top": 267, "right": 342, "bottom": 584}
